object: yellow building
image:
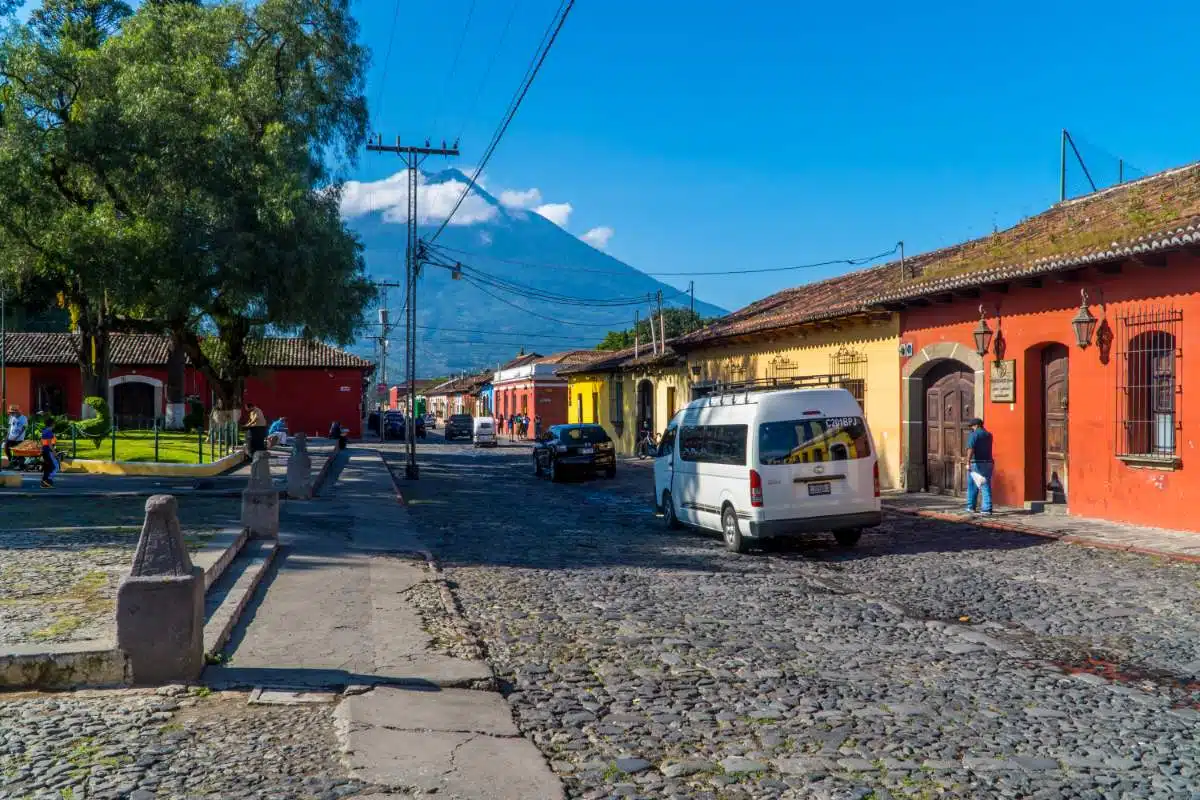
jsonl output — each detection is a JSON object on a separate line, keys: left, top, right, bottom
{"left": 560, "top": 347, "right": 691, "bottom": 456}
{"left": 672, "top": 265, "right": 903, "bottom": 489}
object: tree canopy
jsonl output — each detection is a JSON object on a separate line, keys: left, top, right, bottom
{"left": 596, "top": 308, "right": 714, "bottom": 351}
{"left": 0, "top": 0, "right": 376, "bottom": 409}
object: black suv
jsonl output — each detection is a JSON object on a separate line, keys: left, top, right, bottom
{"left": 445, "top": 414, "right": 474, "bottom": 441}
{"left": 532, "top": 424, "right": 616, "bottom": 481}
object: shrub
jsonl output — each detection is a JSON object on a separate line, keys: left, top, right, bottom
{"left": 75, "top": 396, "right": 111, "bottom": 445}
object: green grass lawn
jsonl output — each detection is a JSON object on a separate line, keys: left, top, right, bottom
{"left": 63, "top": 431, "right": 239, "bottom": 464}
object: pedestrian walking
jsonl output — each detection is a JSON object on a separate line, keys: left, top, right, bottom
{"left": 509, "top": 414, "right": 517, "bottom": 441}
{"left": 5, "top": 405, "right": 28, "bottom": 469}
{"left": 965, "top": 417, "right": 994, "bottom": 515}
{"left": 497, "top": 415, "right": 505, "bottom": 438}
{"left": 534, "top": 415, "right": 543, "bottom": 438}
{"left": 39, "top": 422, "right": 58, "bottom": 488}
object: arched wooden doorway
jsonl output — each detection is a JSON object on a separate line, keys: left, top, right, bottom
{"left": 1041, "top": 344, "right": 1069, "bottom": 503}
{"left": 924, "top": 360, "right": 976, "bottom": 496}
{"left": 113, "top": 381, "right": 156, "bottom": 427}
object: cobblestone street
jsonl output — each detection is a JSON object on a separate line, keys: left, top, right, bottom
{"left": 391, "top": 438, "right": 1200, "bottom": 800}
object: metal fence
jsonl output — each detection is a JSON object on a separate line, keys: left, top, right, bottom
{"left": 63, "top": 417, "right": 244, "bottom": 464}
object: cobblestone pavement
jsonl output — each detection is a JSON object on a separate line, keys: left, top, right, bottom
{"left": 390, "top": 439, "right": 1200, "bottom": 800}
{"left": 0, "top": 688, "right": 374, "bottom": 800}
{"left": 0, "top": 498, "right": 238, "bottom": 647}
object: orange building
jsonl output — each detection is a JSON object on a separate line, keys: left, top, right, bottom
{"left": 877, "top": 163, "right": 1200, "bottom": 530}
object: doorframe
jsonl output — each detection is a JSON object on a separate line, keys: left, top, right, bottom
{"left": 108, "top": 374, "right": 164, "bottom": 422}
{"left": 901, "top": 343, "right": 985, "bottom": 492}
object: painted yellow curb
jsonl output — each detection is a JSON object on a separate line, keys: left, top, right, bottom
{"left": 61, "top": 450, "right": 247, "bottom": 478}
{"left": 0, "top": 471, "right": 21, "bottom": 488}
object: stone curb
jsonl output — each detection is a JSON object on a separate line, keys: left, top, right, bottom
{"left": 203, "top": 539, "right": 280, "bottom": 659}
{"left": 885, "top": 506, "right": 1200, "bottom": 565}
{"left": 309, "top": 450, "right": 340, "bottom": 497}
{"left": 200, "top": 527, "right": 251, "bottom": 592}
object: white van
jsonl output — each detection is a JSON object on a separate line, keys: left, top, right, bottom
{"left": 473, "top": 416, "right": 497, "bottom": 447}
{"left": 653, "top": 387, "right": 881, "bottom": 553}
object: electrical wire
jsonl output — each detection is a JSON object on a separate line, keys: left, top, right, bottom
{"left": 455, "top": 0, "right": 521, "bottom": 146}
{"left": 459, "top": 274, "right": 637, "bottom": 328}
{"left": 427, "top": 242, "right": 903, "bottom": 277}
{"left": 427, "top": 0, "right": 575, "bottom": 243}
{"left": 372, "top": 0, "right": 405, "bottom": 123}
{"left": 430, "top": 0, "right": 478, "bottom": 136}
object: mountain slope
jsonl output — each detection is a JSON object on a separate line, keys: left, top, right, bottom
{"left": 344, "top": 169, "right": 726, "bottom": 378}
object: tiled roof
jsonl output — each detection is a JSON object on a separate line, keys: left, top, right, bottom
{"left": 0, "top": 333, "right": 371, "bottom": 369}
{"left": 535, "top": 350, "right": 600, "bottom": 367}
{"left": 427, "top": 370, "right": 492, "bottom": 396}
{"left": 678, "top": 160, "right": 1200, "bottom": 344}
{"left": 556, "top": 344, "right": 681, "bottom": 375}
{"left": 499, "top": 352, "right": 543, "bottom": 370}
{"left": 672, "top": 264, "right": 901, "bottom": 348}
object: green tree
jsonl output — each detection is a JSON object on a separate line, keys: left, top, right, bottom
{"left": 596, "top": 308, "right": 713, "bottom": 351}
{"left": 0, "top": 0, "right": 376, "bottom": 409}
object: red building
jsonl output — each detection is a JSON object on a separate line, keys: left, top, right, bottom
{"left": 491, "top": 351, "right": 594, "bottom": 438}
{"left": 879, "top": 162, "right": 1200, "bottom": 530}
{"left": 1, "top": 333, "right": 373, "bottom": 438}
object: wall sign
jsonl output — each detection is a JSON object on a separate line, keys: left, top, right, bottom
{"left": 898, "top": 342, "right": 914, "bottom": 357}
{"left": 339, "top": 386, "right": 352, "bottom": 392}
{"left": 989, "top": 360, "right": 1016, "bottom": 403}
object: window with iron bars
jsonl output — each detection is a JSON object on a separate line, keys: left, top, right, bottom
{"left": 829, "top": 348, "right": 868, "bottom": 417}
{"left": 769, "top": 355, "right": 798, "bottom": 379}
{"left": 1116, "top": 306, "right": 1182, "bottom": 462}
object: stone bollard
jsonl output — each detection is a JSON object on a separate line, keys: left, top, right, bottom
{"left": 116, "top": 495, "right": 205, "bottom": 685}
{"left": 286, "top": 432, "right": 313, "bottom": 500}
{"left": 242, "top": 451, "right": 279, "bottom": 539}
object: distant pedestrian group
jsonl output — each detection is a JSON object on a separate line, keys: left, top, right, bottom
{"left": 505, "top": 412, "right": 532, "bottom": 440}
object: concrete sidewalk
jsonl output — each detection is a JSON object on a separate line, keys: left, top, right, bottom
{"left": 884, "top": 492, "right": 1200, "bottom": 563}
{"left": 205, "top": 446, "right": 564, "bottom": 799}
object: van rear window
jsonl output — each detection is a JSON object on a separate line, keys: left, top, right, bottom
{"left": 758, "top": 417, "right": 872, "bottom": 465}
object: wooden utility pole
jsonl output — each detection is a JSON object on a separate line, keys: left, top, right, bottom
{"left": 366, "top": 135, "right": 459, "bottom": 479}
{"left": 634, "top": 310, "right": 639, "bottom": 359}
{"left": 657, "top": 290, "right": 665, "bottom": 353}
{"left": 646, "top": 295, "right": 657, "bottom": 356}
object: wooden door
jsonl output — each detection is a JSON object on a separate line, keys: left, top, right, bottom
{"left": 925, "top": 363, "right": 975, "bottom": 496}
{"left": 1042, "top": 344, "right": 1069, "bottom": 503}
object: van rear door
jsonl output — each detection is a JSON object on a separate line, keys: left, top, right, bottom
{"left": 755, "top": 415, "right": 875, "bottom": 521}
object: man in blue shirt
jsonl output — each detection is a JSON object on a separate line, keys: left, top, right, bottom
{"left": 965, "top": 417, "right": 993, "bottom": 514}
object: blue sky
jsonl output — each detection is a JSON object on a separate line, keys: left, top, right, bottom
{"left": 16, "top": 0, "right": 1200, "bottom": 312}
{"left": 348, "top": 0, "right": 1200, "bottom": 310}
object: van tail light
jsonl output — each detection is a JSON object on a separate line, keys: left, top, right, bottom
{"left": 750, "top": 469, "right": 763, "bottom": 507}
{"left": 873, "top": 462, "right": 880, "bottom": 498}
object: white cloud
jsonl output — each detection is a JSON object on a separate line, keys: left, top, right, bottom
{"left": 340, "top": 170, "right": 497, "bottom": 226}
{"left": 534, "top": 202, "right": 573, "bottom": 228}
{"left": 478, "top": 230, "right": 494, "bottom": 246}
{"left": 581, "top": 226, "right": 614, "bottom": 250}
{"left": 498, "top": 188, "right": 542, "bottom": 209}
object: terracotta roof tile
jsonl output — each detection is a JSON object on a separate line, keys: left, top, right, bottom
{"left": 0, "top": 333, "right": 371, "bottom": 369}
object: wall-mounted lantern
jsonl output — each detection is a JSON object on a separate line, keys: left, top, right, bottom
{"left": 973, "top": 305, "right": 994, "bottom": 358}
{"left": 1071, "top": 288, "right": 1099, "bottom": 349}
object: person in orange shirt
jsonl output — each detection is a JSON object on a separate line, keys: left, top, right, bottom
{"left": 40, "top": 423, "right": 59, "bottom": 489}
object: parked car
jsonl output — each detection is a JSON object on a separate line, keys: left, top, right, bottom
{"left": 445, "top": 414, "right": 474, "bottom": 441}
{"left": 384, "top": 411, "right": 425, "bottom": 440}
{"left": 653, "top": 386, "right": 881, "bottom": 553}
{"left": 532, "top": 424, "right": 616, "bottom": 482}
{"left": 473, "top": 416, "right": 497, "bottom": 447}
{"left": 424, "top": 413, "right": 437, "bottom": 429}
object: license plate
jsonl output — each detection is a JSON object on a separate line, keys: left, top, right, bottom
{"left": 808, "top": 482, "right": 831, "bottom": 496}
{"left": 581, "top": 447, "right": 594, "bottom": 455}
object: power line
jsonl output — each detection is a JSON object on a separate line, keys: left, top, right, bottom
{"left": 430, "top": 0, "right": 478, "bottom": 135}
{"left": 427, "top": 0, "right": 575, "bottom": 243}
{"left": 426, "top": 242, "right": 903, "bottom": 277}
{"left": 455, "top": 0, "right": 521, "bottom": 146}
{"left": 459, "top": 274, "right": 634, "bottom": 328}
{"left": 372, "top": 0, "right": 405, "bottom": 122}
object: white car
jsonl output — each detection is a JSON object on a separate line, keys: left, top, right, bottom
{"left": 473, "top": 416, "right": 497, "bottom": 447}
{"left": 424, "top": 413, "right": 437, "bottom": 429}
{"left": 654, "top": 386, "right": 881, "bottom": 553}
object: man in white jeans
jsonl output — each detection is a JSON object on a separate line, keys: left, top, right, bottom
{"left": 4, "top": 405, "right": 28, "bottom": 468}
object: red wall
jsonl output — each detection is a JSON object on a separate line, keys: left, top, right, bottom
{"left": 244, "top": 369, "right": 364, "bottom": 439}
{"left": 901, "top": 252, "right": 1200, "bottom": 531}
{"left": 493, "top": 382, "right": 568, "bottom": 439}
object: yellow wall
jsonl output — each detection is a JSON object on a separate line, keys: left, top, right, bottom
{"left": 683, "top": 315, "right": 902, "bottom": 489}
{"left": 566, "top": 377, "right": 605, "bottom": 424}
